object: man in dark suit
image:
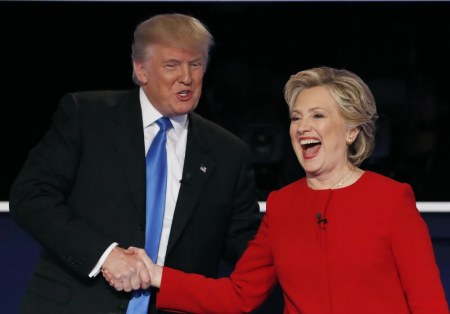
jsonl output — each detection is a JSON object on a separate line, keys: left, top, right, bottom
{"left": 9, "top": 13, "right": 261, "bottom": 314}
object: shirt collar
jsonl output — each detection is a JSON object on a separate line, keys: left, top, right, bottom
{"left": 139, "top": 88, "right": 188, "bottom": 135}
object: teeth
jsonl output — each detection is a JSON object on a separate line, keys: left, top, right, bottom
{"left": 178, "top": 91, "right": 188, "bottom": 95}
{"left": 300, "top": 139, "right": 320, "bottom": 145}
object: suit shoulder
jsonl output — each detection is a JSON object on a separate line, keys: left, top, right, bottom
{"left": 360, "top": 171, "right": 416, "bottom": 205}
{"left": 60, "top": 89, "right": 136, "bottom": 108}
{"left": 190, "top": 112, "right": 248, "bottom": 149}
{"left": 364, "top": 171, "right": 411, "bottom": 190}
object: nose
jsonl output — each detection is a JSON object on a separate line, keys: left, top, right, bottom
{"left": 293, "top": 118, "right": 311, "bottom": 134}
{"left": 178, "top": 64, "right": 193, "bottom": 85}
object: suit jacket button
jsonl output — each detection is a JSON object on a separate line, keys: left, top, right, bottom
{"left": 118, "top": 304, "right": 127, "bottom": 313}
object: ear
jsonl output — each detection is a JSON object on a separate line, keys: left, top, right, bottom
{"left": 133, "top": 61, "right": 147, "bottom": 84}
{"left": 346, "top": 127, "right": 360, "bottom": 145}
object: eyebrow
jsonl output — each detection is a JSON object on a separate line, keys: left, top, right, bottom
{"left": 291, "top": 106, "right": 326, "bottom": 113}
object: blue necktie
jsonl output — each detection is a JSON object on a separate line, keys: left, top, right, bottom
{"left": 127, "top": 117, "right": 173, "bottom": 314}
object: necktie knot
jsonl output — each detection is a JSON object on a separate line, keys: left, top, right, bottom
{"left": 156, "top": 117, "right": 173, "bottom": 132}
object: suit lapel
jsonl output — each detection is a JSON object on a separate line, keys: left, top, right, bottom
{"left": 110, "top": 103, "right": 218, "bottom": 252}
{"left": 166, "top": 113, "right": 216, "bottom": 255}
{"left": 110, "top": 89, "right": 146, "bottom": 219}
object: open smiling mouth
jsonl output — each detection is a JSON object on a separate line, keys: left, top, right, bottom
{"left": 300, "top": 139, "right": 321, "bottom": 156}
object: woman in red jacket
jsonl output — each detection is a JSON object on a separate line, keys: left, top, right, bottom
{"left": 105, "top": 66, "right": 449, "bottom": 314}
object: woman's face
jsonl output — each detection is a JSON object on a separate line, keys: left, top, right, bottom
{"left": 289, "top": 86, "right": 356, "bottom": 178}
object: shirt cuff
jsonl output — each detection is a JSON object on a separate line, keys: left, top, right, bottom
{"left": 88, "top": 242, "right": 119, "bottom": 278}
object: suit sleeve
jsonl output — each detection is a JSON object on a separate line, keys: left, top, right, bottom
{"left": 391, "top": 184, "right": 449, "bottom": 313}
{"left": 9, "top": 94, "right": 113, "bottom": 276}
{"left": 222, "top": 143, "right": 262, "bottom": 264}
{"left": 157, "top": 210, "right": 277, "bottom": 314}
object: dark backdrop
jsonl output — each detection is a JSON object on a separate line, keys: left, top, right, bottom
{"left": 1, "top": 0, "right": 450, "bottom": 201}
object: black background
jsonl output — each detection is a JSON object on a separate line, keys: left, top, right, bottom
{"left": 2, "top": 1, "right": 450, "bottom": 201}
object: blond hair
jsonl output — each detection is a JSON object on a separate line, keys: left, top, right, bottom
{"left": 131, "top": 13, "right": 214, "bottom": 84}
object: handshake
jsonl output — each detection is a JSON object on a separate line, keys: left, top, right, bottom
{"left": 101, "top": 247, "right": 163, "bottom": 291}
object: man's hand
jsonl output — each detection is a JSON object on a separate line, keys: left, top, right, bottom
{"left": 124, "top": 247, "right": 163, "bottom": 289}
{"left": 101, "top": 246, "right": 151, "bottom": 292}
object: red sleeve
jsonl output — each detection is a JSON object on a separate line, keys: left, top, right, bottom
{"left": 157, "top": 212, "right": 277, "bottom": 313}
{"left": 391, "top": 184, "right": 449, "bottom": 313}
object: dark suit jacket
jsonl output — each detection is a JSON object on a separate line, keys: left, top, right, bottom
{"left": 9, "top": 89, "right": 261, "bottom": 314}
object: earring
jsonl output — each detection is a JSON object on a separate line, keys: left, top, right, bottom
{"left": 346, "top": 137, "right": 353, "bottom": 145}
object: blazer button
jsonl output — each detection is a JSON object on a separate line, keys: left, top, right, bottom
{"left": 138, "top": 224, "right": 144, "bottom": 231}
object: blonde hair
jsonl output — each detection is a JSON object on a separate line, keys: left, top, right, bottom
{"left": 131, "top": 13, "right": 214, "bottom": 84}
{"left": 284, "top": 66, "right": 378, "bottom": 166}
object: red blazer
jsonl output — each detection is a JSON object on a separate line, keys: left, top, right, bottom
{"left": 157, "top": 171, "right": 449, "bottom": 314}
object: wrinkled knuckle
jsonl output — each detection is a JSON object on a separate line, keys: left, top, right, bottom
{"left": 113, "top": 273, "right": 122, "bottom": 280}
{"left": 136, "top": 260, "right": 145, "bottom": 268}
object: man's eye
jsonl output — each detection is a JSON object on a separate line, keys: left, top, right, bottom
{"left": 165, "top": 63, "right": 177, "bottom": 68}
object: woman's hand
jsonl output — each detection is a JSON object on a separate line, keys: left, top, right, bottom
{"left": 124, "top": 246, "right": 163, "bottom": 288}
{"left": 101, "top": 246, "right": 151, "bottom": 292}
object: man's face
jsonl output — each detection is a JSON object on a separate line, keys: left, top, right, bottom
{"left": 134, "top": 43, "right": 206, "bottom": 116}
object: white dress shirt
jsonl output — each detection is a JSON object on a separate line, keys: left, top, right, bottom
{"left": 140, "top": 88, "right": 188, "bottom": 265}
